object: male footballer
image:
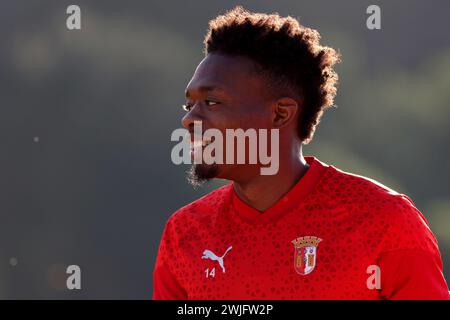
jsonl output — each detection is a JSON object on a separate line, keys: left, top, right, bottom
{"left": 153, "top": 7, "right": 449, "bottom": 299}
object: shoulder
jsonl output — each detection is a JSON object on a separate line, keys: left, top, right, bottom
{"left": 158, "top": 183, "right": 233, "bottom": 251}
{"left": 321, "top": 163, "right": 420, "bottom": 214}
{"left": 166, "top": 183, "right": 234, "bottom": 228}
{"left": 320, "top": 164, "right": 403, "bottom": 205}
{"left": 321, "top": 164, "right": 438, "bottom": 253}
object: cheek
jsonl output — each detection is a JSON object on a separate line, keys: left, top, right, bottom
{"left": 219, "top": 103, "right": 271, "bottom": 130}
{"left": 240, "top": 108, "right": 273, "bottom": 131}
{"left": 205, "top": 109, "right": 242, "bottom": 130}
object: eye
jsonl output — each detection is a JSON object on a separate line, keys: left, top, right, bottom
{"left": 182, "top": 99, "right": 219, "bottom": 111}
{"left": 182, "top": 103, "right": 193, "bottom": 112}
{"left": 205, "top": 99, "right": 219, "bottom": 107}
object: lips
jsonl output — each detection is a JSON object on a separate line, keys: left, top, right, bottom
{"left": 190, "top": 137, "right": 213, "bottom": 148}
{"left": 188, "top": 132, "right": 213, "bottom": 148}
{"left": 188, "top": 133, "right": 214, "bottom": 160}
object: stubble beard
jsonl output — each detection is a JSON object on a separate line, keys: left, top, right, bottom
{"left": 186, "top": 163, "right": 220, "bottom": 188}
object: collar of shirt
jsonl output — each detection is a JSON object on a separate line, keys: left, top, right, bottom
{"left": 231, "top": 156, "right": 329, "bottom": 224}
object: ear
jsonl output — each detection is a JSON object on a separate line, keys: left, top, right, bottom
{"left": 272, "top": 97, "right": 299, "bottom": 129}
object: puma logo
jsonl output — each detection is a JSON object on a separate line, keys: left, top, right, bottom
{"left": 201, "top": 246, "right": 233, "bottom": 273}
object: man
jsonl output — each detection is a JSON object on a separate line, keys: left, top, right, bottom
{"left": 153, "top": 7, "right": 449, "bottom": 299}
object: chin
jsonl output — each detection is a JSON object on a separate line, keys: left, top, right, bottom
{"left": 187, "top": 163, "right": 220, "bottom": 187}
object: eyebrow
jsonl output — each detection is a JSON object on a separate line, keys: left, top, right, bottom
{"left": 185, "top": 85, "right": 226, "bottom": 98}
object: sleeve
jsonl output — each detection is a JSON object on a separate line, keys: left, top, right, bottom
{"left": 377, "top": 194, "right": 450, "bottom": 300}
{"left": 152, "top": 218, "right": 188, "bottom": 300}
{"left": 378, "top": 249, "right": 449, "bottom": 299}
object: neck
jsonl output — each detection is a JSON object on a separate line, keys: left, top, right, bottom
{"left": 233, "top": 147, "right": 309, "bottom": 212}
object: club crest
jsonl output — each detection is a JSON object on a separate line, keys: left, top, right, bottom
{"left": 291, "top": 236, "right": 322, "bottom": 275}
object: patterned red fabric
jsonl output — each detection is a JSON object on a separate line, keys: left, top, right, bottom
{"left": 153, "top": 156, "right": 449, "bottom": 299}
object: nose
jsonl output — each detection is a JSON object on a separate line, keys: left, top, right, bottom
{"left": 181, "top": 104, "right": 203, "bottom": 133}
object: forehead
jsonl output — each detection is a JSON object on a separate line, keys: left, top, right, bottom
{"left": 186, "top": 53, "right": 268, "bottom": 97}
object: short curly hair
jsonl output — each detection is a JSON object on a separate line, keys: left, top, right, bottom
{"left": 204, "top": 6, "right": 340, "bottom": 144}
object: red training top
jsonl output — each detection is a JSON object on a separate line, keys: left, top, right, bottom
{"left": 153, "top": 156, "right": 449, "bottom": 299}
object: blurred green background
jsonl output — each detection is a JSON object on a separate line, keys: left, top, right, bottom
{"left": 0, "top": 0, "right": 449, "bottom": 299}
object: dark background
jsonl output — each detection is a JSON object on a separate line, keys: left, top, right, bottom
{"left": 0, "top": 0, "right": 449, "bottom": 299}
